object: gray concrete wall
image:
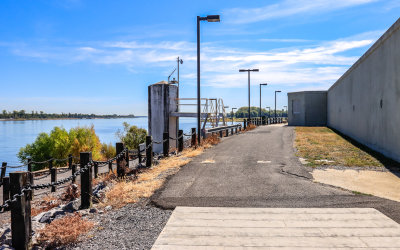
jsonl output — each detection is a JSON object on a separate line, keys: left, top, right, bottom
{"left": 327, "top": 18, "right": 400, "bottom": 162}
{"left": 148, "top": 81, "right": 178, "bottom": 153}
{"left": 288, "top": 91, "right": 327, "bottom": 126}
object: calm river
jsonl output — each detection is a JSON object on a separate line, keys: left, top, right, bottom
{"left": 0, "top": 117, "right": 198, "bottom": 175}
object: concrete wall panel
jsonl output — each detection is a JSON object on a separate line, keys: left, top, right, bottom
{"left": 328, "top": 18, "right": 400, "bottom": 162}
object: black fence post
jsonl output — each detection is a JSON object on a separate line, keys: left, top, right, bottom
{"left": 68, "top": 154, "right": 72, "bottom": 169}
{"left": 50, "top": 168, "right": 57, "bottom": 193}
{"left": 1, "top": 162, "right": 6, "bottom": 186}
{"left": 191, "top": 128, "right": 196, "bottom": 147}
{"left": 72, "top": 164, "right": 76, "bottom": 184}
{"left": 125, "top": 150, "right": 130, "bottom": 169}
{"left": 2, "top": 176, "right": 10, "bottom": 211}
{"left": 138, "top": 146, "right": 142, "bottom": 165}
{"left": 94, "top": 162, "right": 98, "bottom": 179}
{"left": 10, "top": 171, "right": 31, "bottom": 250}
{"left": 163, "top": 132, "right": 169, "bottom": 157}
{"left": 27, "top": 159, "right": 33, "bottom": 198}
{"left": 178, "top": 130, "right": 184, "bottom": 152}
{"left": 116, "top": 142, "right": 126, "bottom": 177}
{"left": 146, "top": 136, "right": 153, "bottom": 167}
{"left": 219, "top": 130, "right": 223, "bottom": 138}
{"left": 108, "top": 162, "right": 112, "bottom": 173}
{"left": 80, "top": 152, "right": 92, "bottom": 209}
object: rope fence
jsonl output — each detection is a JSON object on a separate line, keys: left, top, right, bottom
{"left": 0, "top": 120, "right": 285, "bottom": 249}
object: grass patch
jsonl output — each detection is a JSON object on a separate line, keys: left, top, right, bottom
{"left": 295, "top": 127, "right": 385, "bottom": 167}
{"left": 352, "top": 190, "right": 372, "bottom": 196}
{"left": 36, "top": 213, "right": 94, "bottom": 248}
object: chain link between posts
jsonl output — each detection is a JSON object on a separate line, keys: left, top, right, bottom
{"left": 1, "top": 148, "right": 128, "bottom": 213}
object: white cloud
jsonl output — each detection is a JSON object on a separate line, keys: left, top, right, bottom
{"left": 224, "top": 0, "right": 378, "bottom": 24}
{"left": 4, "top": 31, "right": 376, "bottom": 89}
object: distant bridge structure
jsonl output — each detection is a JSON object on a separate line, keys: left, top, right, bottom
{"left": 171, "top": 98, "right": 228, "bottom": 130}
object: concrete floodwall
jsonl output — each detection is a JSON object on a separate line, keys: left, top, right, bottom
{"left": 327, "top": 18, "right": 400, "bottom": 162}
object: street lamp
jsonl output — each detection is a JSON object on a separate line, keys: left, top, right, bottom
{"left": 231, "top": 107, "right": 237, "bottom": 125}
{"left": 283, "top": 105, "right": 288, "bottom": 117}
{"left": 266, "top": 106, "right": 271, "bottom": 117}
{"left": 197, "top": 15, "right": 220, "bottom": 144}
{"left": 275, "top": 90, "right": 281, "bottom": 119}
{"left": 259, "top": 83, "right": 268, "bottom": 119}
{"left": 239, "top": 69, "right": 259, "bottom": 123}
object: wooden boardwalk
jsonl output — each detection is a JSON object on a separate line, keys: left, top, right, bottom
{"left": 152, "top": 207, "right": 400, "bottom": 249}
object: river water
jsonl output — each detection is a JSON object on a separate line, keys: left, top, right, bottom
{"left": 0, "top": 117, "right": 198, "bottom": 175}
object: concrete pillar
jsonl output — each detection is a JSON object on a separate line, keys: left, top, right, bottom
{"left": 148, "top": 81, "right": 178, "bottom": 153}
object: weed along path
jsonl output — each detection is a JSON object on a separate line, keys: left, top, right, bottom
{"left": 151, "top": 124, "right": 400, "bottom": 248}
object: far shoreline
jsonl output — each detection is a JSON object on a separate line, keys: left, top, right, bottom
{"left": 0, "top": 116, "right": 147, "bottom": 122}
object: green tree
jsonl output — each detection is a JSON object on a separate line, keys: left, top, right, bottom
{"left": 116, "top": 122, "right": 147, "bottom": 149}
{"left": 18, "top": 125, "right": 103, "bottom": 171}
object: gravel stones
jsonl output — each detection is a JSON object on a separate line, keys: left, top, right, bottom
{"left": 68, "top": 204, "right": 172, "bottom": 250}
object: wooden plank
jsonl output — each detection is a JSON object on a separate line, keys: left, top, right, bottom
{"left": 159, "top": 226, "right": 400, "bottom": 238}
{"left": 154, "top": 235, "right": 368, "bottom": 248}
{"left": 153, "top": 207, "right": 400, "bottom": 249}
{"left": 171, "top": 212, "right": 390, "bottom": 221}
{"left": 173, "top": 207, "right": 380, "bottom": 214}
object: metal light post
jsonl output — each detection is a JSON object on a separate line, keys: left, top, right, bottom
{"left": 239, "top": 69, "right": 259, "bottom": 123}
{"left": 283, "top": 105, "right": 288, "bottom": 117}
{"left": 231, "top": 107, "right": 237, "bottom": 125}
{"left": 197, "top": 15, "right": 220, "bottom": 144}
{"left": 259, "top": 83, "right": 268, "bottom": 119}
{"left": 266, "top": 107, "right": 271, "bottom": 117}
{"left": 274, "top": 90, "right": 281, "bottom": 119}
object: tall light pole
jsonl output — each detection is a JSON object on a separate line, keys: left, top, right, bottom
{"left": 231, "top": 107, "right": 237, "bottom": 125}
{"left": 197, "top": 15, "right": 220, "bottom": 144}
{"left": 275, "top": 90, "right": 281, "bottom": 119}
{"left": 239, "top": 69, "right": 259, "bottom": 122}
{"left": 259, "top": 83, "right": 268, "bottom": 119}
{"left": 266, "top": 106, "right": 271, "bottom": 117}
{"left": 283, "top": 105, "right": 287, "bottom": 117}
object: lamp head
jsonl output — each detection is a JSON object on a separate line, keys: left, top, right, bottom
{"left": 179, "top": 59, "right": 183, "bottom": 64}
{"left": 206, "top": 15, "right": 220, "bottom": 22}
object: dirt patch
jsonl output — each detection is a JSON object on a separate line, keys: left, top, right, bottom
{"left": 312, "top": 168, "right": 400, "bottom": 202}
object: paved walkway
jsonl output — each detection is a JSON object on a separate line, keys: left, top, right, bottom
{"left": 153, "top": 207, "right": 400, "bottom": 249}
{"left": 152, "top": 125, "right": 400, "bottom": 223}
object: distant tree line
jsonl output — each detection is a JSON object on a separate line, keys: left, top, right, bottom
{"left": 228, "top": 106, "right": 287, "bottom": 118}
{"left": 1, "top": 110, "right": 135, "bottom": 120}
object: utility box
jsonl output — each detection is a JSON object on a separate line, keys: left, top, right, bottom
{"left": 148, "top": 81, "right": 178, "bottom": 153}
{"left": 287, "top": 91, "right": 327, "bottom": 126}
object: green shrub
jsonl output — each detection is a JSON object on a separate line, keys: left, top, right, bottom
{"left": 116, "top": 122, "right": 147, "bottom": 149}
{"left": 18, "top": 125, "right": 103, "bottom": 171}
{"left": 101, "top": 143, "right": 116, "bottom": 160}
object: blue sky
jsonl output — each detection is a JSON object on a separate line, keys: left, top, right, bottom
{"left": 0, "top": 0, "right": 399, "bottom": 115}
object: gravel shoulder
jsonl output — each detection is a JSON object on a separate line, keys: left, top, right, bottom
{"left": 68, "top": 200, "right": 172, "bottom": 250}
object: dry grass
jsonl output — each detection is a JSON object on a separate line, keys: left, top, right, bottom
{"left": 60, "top": 184, "right": 80, "bottom": 202}
{"left": 295, "top": 127, "right": 384, "bottom": 167}
{"left": 31, "top": 195, "right": 61, "bottom": 217}
{"left": 100, "top": 134, "right": 223, "bottom": 208}
{"left": 36, "top": 213, "right": 94, "bottom": 248}
{"left": 245, "top": 124, "right": 257, "bottom": 131}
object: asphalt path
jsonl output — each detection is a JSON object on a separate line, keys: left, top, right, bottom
{"left": 152, "top": 124, "right": 400, "bottom": 223}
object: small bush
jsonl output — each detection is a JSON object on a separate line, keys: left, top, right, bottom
{"left": 100, "top": 143, "right": 116, "bottom": 160}
{"left": 37, "top": 213, "right": 94, "bottom": 248}
{"left": 116, "top": 122, "right": 147, "bottom": 149}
